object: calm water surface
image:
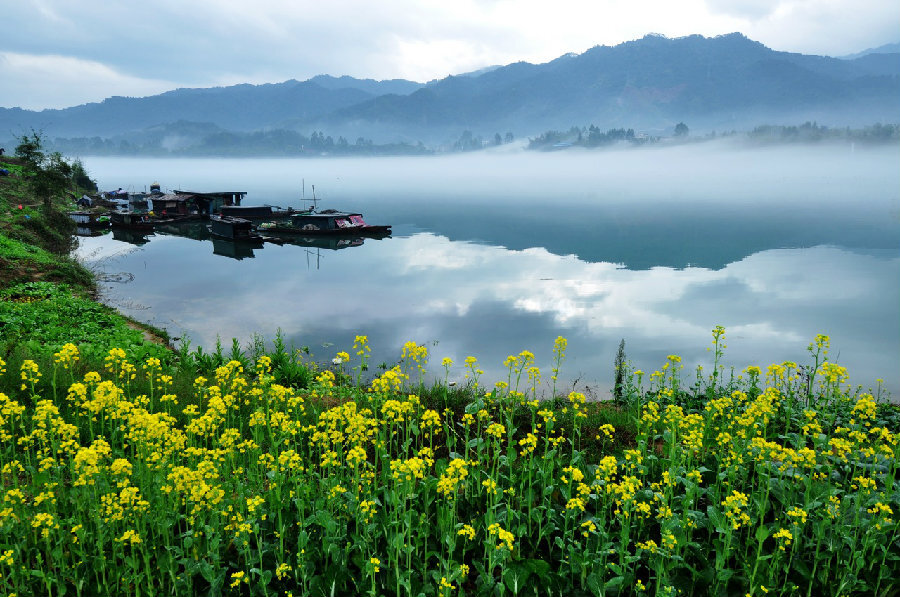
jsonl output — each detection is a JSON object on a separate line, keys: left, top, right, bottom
{"left": 77, "top": 144, "right": 900, "bottom": 397}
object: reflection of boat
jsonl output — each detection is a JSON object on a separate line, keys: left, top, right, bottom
{"left": 272, "top": 236, "right": 366, "bottom": 251}
{"left": 112, "top": 228, "right": 154, "bottom": 246}
{"left": 110, "top": 212, "right": 154, "bottom": 231}
{"left": 212, "top": 238, "right": 262, "bottom": 260}
{"left": 209, "top": 215, "right": 264, "bottom": 242}
{"left": 154, "top": 221, "right": 212, "bottom": 241}
{"left": 259, "top": 209, "right": 391, "bottom": 238}
{"left": 75, "top": 226, "right": 111, "bottom": 238}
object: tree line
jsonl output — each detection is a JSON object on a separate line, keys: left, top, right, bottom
{"left": 527, "top": 121, "right": 899, "bottom": 151}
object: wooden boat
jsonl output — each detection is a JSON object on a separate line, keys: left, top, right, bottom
{"left": 258, "top": 209, "right": 391, "bottom": 238}
{"left": 219, "top": 205, "right": 306, "bottom": 220}
{"left": 208, "top": 215, "right": 264, "bottom": 242}
{"left": 110, "top": 211, "right": 154, "bottom": 231}
{"left": 69, "top": 211, "right": 110, "bottom": 229}
{"left": 149, "top": 213, "right": 203, "bottom": 226}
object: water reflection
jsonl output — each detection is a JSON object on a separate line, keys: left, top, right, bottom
{"left": 76, "top": 148, "right": 899, "bottom": 396}
{"left": 75, "top": 227, "right": 110, "bottom": 238}
{"left": 155, "top": 221, "right": 211, "bottom": 242}
{"left": 148, "top": 220, "right": 374, "bottom": 261}
{"left": 77, "top": 231, "right": 899, "bottom": 397}
{"left": 111, "top": 228, "right": 154, "bottom": 246}
{"left": 81, "top": 146, "right": 900, "bottom": 270}
{"left": 211, "top": 238, "right": 263, "bottom": 260}
{"left": 272, "top": 236, "right": 367, "bottom": 251}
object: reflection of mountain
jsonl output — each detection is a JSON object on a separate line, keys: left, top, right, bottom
{"left": 112, "top": 228, "right": 153, "bottom": 246}
{"left": 378, "top": 200, "right": 898, "bottom": 270}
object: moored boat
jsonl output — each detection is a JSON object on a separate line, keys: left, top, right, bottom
{"left": 219, "top": 205, "right": 306, "bottom": 220}
{"left": 258, "top": 209, "right": 391, "bottom": 238}
{"left": 69, "top": 211, "right": 110, "bottom": 229}
{"left": 110, "top": 211, "right": 154, "bottom": 231}
{"left": 209, "top": 215, "right": 264, "bottom": 242}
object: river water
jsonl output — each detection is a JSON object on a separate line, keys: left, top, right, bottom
{"left": 76, "top": 142, "right": 900, "bottom": 398}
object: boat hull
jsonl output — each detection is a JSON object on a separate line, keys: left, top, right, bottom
{"left": 110, "top": 213, "right": 154, "bottom": 231}
{"left": 209, "top": 215, "right": 264, "bottom": 242}
{"left": 259, "top": 224, "right": 391, "bottom": 238}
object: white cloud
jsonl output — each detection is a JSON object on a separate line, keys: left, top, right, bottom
{"left": 707, "top": 0, "right": 900, "bottom": 55}
{"left": 2, "top": 0, "right": 896, "bottom": 109}
{"left": 0, "top": 52, "right": 176, "bottom": 110}
{"left": 703, "top": 0, "right": 784, "bottom": 20}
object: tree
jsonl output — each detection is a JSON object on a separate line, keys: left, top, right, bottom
{"left": 614, "top": 339, "right": 626, "bottom": 404}
{"left": 15, "top": 130, "right": 92, "bottom": 211}
{"left": 71, "top": 158, "right": 98, "bottom": 191}
{"left": 15, "top": 129, "right": 46, "bottom": 166}
{"left": 674, "top": 122, "right": 689, "bottom": 137}
{"left": 32, "top": 152, "right": 73, "bottom": 212}
{"left": 453, "top": 130, "right": 483, "bottom": 152}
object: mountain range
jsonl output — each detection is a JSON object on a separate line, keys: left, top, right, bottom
{"left": 1, "top": 33, "right": 897, "bottom": 153}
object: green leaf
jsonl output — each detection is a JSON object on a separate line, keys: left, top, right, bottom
{"left": 199, "top": 560, "right": 217, "bottom": 583}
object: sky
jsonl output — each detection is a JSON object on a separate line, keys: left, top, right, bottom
{"left": 1, "top": 0, "right": 898, "bottom": 110}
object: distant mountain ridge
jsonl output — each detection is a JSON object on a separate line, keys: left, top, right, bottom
{"left": 840, "top": 42, "right": 900, "bottom": 60}
{"left": 1, "top": 33, "right": 897, "bottom": 150}
{"left": 323, "top": 33, "right": 899, "bottom": 140}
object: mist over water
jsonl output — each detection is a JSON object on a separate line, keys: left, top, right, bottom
{"left": 78, "top": 143, "right": 900, "bottom": 397}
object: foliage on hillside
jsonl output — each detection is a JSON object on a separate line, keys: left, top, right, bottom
{"left": 0, "top": 147, "right": 96, "bottom": 289}
{"left": 0, "top": 134, "right": 160, "bottom": 364}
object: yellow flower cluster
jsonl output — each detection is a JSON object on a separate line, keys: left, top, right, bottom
{"left": 437, "top": 459, "right": 469, "bottom": 498}
{"left": 722, "top": 491, "right": 751, "bottom": 530}
{"left": 487, "top": 522, "right": 515, "bottom": 551}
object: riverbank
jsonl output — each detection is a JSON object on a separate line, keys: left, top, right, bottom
{"left": 0, "top": 152, "right": 170, "bottom": 344}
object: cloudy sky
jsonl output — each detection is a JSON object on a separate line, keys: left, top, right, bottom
{"left": 2, "top": 0, "right": 898, "bottom": 110}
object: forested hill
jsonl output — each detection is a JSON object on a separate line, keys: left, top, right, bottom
{"left": 326, "top": 33, "right": 899, "bottom": 139}
{"left": 1, "top": 33, "right": 897, "bottom": 150}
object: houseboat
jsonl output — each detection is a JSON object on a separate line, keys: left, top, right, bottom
{"left": 209, "top": 215, "right": 264, "bottom": 242}
{"left": 219, "top": 205, "right": 304, "bottom": 220}
{"left": 110, "top": 211, "right": 154, "bottom": 231}
{"left": 173, "top": 190, "right": 247, "bottom": 217}
{"left": 69, "top": 211, "right": 110, "bottom": 229}
{"left": 258, "top": 209, "right": 391, "bottom": 238}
